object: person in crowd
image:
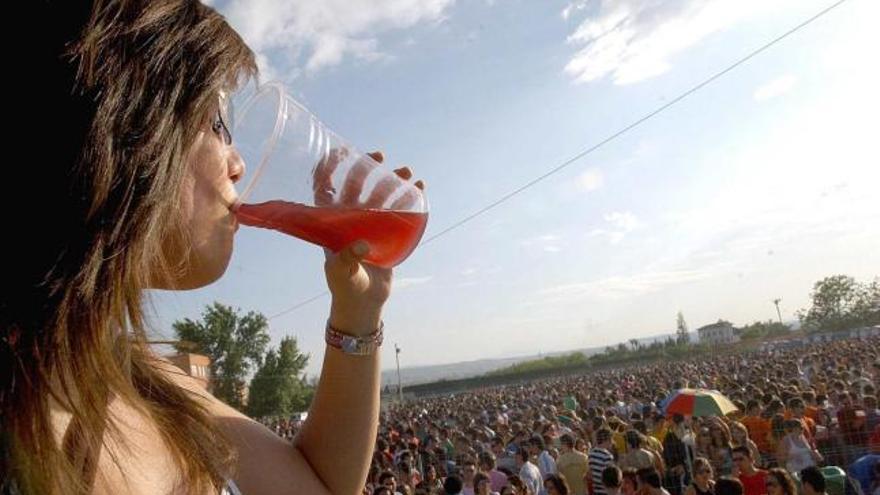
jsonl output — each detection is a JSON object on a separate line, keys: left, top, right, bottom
{"left": 637, "top": 467, "right": 671, "bottom": 495}
{"left": 763, "top": 469, "right": 796, "bottom": 495}
{"left": 517, "top": 444, "right": 543, "bottom": 495}
{"left": 621, "top": 431, "right": 661, "bottom": 471}
{"left": 602, "top": 466, "right": 624, "bottom": 495}
{"left": 557, "top": 434, "right": 590, "bottom": 495}
{"left": 714, "top": 477, "right": 744, "bottom": 495}
{"left": 591, "top": 429, "right": 617, "bottom": 495}
{"left": 445, "top": 475, "right": 465, "bottom": 495}
{"left": 775, "top": 419, "right": 822, "bottom": 474}
{"left": 733, "top": 446, "right": 768, "bottom": 495}
{"left": 730, "top": 423, "right": 761, "bottom": 467}
{"left": 696, "top": 428, "right": 714, "bottom": 462}
{"left": 622, "top": 468, "right": 640, "bottom": 495}
{"left": 664, "top": 414, "right": 694, "bottom": 495}
{"left": 461, "top": 458, "right": 479, "bottom": 495}
{"left": 476, "top": 472, "right": 501, "bottom": 495}
{"left": 531, "top": 435, "right": 559, "bottom": 480}
{"left": 798, "top": 466, "right": 827, "bottom": 495}
{"left": 708, "top": 420, "right": 734, "bottom": 476}
{"left": 684, "top": 457, "right": 715, "bottom": 495}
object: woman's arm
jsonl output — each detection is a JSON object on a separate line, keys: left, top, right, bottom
{"left": 293, "top": 341, "right": 381, "bottom": 495}
{"left": 292, "top": 156, "right": 420, "bottom": 494}
{"left": 291, "top": 242, "right": 388, "bottom": 495}
{"left": 158, "top": 241, "right": 386, "bottom": 494}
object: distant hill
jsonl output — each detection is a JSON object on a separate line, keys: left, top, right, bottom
{"left": 380, "top": 330, "right": 696, "bottom": 387}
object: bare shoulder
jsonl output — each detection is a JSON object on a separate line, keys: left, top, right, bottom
{"left": 153, "top": 358, "right": 331, "bottom": 495}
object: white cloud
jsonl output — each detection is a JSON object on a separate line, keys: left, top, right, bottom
{"left": 753, "top": 74, "right": 798, "bottom": 102}
{"left": 395, "top": 276, "right": 433, "bottom": 289}
{"left": 562, "top": 0, "right": 783, "bottom": 85}
{"left": 658, "top": 45, "right": 880, "bottom": 275}
{"left": 590, "top": 211, "right": 640, "bottom": 244}
{"left": 605, "top": 211, "right": 639, "bottom": 231}
{"left": 222, "top": 0, "right": 454, "bottom": 75}
{"left": 562, "top": 1, "right": 588, "bottom": 21}
{"left": 520, "top": 234, "right": 564, "bottom": 254}
{"left": 577, "top": 167, "right": 604, "bottom": 192}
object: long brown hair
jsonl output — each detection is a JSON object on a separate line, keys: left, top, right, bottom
{"left": 2, "top": 1, "right": 256, "bottom": 493}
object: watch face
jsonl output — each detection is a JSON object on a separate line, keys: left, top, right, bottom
{"left": 342, "top": 337, "right": 359, "bottom": 354}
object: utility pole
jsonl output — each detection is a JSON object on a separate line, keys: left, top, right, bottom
{"left": 773, "top": 298, "right": 783, "bottom": 325}
{"left": 395, "top": 343, "right": 403, "bottom": 403}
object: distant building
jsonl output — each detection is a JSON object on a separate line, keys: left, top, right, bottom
{"left": 167, "top": 352, "right": 211, "bottom": 389}
{"left": 697, "top": 320, "right": 739, "bottom": 346}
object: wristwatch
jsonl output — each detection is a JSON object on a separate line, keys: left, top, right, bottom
{"left": 325, "top": 320, "right": 384, "bottom": 356}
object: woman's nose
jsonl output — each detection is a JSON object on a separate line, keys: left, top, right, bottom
{"left": 228, "top": 147, "right": 246, "bottom": 184}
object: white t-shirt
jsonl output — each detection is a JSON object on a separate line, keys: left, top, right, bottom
{"left": 520, "top": 461, "right": 543, "bottom": 495}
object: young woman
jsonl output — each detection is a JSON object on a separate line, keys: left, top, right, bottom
{"left": 729, "top": 422, "right": 761, "bottom": 468}
{"left": 708, "top": 421, "right": 734, "bottom": 476}
{"left": 775, "top": 420, "right": 822, "bottom": 474}
{"left": 684, "top": 458, "right": 715, "bottom": 495}
{"left": 695, "top": 428, "right": 713, "bottom": 462}
{"left": 4, "top": 1, "right": 423, "bottom": 494}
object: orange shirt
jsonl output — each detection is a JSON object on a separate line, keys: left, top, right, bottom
{"left": 804, "top": 406, "right": 820, "bottom": 423}
{"left": 783, "top": 411, "right": 816, "bottom": 431}
{"left": 741, "top": 416, "right": 772, "bottom": 453}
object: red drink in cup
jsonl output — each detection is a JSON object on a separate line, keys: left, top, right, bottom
{"left": 230, "top": 82, "right": 428, "bottom": 268}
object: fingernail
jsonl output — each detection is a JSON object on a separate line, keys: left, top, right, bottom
{"left": 353, "top": 241, "right": 370, "bottom": 257}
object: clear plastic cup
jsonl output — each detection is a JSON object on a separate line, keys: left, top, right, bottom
{"left": 230, "top": 82, "right": 429, "bottom": 268}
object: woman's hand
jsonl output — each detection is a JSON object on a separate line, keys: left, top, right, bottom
{"left": 315, "top": 150, "right": 425, "bottom": 335}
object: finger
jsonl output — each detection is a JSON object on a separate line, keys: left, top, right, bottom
{"left": 326, "top": 240, "right": 370, "bottom": 277}
{"left": 363, "top": 175, "right": 402, "bottom": 209}
{"left": 393, "top": 166, "right": 413, "bottom": 180}
{"left": 342, "top": 240, "right": 370, "bottom": 263}
{"left": 389, "top": 188, "right": 418, "bottom": 211}
{"left": 313, "top": 147, "right": 347, "bottom": 205}
{"left": 339, "top": 156, "right": 375, "bottom": 205}
{"left": 367, "top": 151, "right": 385, "bottom": 164}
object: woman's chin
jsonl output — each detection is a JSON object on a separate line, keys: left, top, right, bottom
{"left": 149, "top": 247, "right": 232, "bottom": 290}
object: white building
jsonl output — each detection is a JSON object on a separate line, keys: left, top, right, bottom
{"left": 697, "top": 320, "right": 740, "bottom": 346}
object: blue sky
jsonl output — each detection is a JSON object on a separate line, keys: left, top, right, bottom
{"left": 151, "top": 0, "right": 879, "bottom": 377}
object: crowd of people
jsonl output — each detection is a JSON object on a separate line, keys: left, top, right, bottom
{"left": 265, "top": 337, "right": 880, "bottom": 495}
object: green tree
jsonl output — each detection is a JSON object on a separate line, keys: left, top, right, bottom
{"left": 738, "top": 320, "right": 790, "bottom": 340}
{"left": 173, "top": 302, "right": 270, "bottom": 410}
{"left": 799, "top": 275, "right": 880, "bottom": 332}
{"left": 676, "top": 311, "right": 689, "bottom": 345}
{"left": 247, "top": 336, "right": 312, "bottom": 418}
